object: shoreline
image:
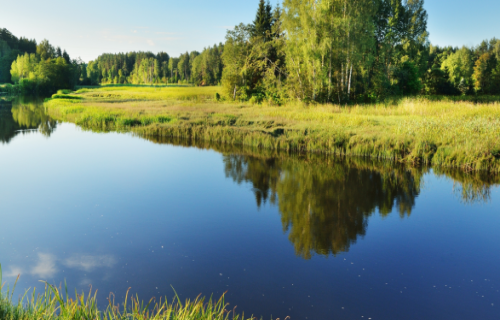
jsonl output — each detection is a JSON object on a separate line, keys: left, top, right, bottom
{"left": 43, "top": 86, "right": 500, "bottom": 174}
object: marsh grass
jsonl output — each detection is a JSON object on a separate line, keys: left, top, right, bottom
{"left": 45, "top": 86, "right": 500, "bottom": 173}
{"left": 0, "top": 265, "right": 257, "bottom": 320}
{"left": 143, "top": 135, "right": 500, "bottom": 204}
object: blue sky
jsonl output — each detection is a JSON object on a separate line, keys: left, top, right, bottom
{"left": 1, "top": 0, "right": 499, "bottom": 62}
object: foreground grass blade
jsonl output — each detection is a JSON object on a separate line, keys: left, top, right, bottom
{"left": 0, "top": 266, "right": 262, "bottom": 320}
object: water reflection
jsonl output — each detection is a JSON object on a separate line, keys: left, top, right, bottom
{"left": 4, "top": 253, "right": 117, "bottom": 280}
{"left": 0, "top": 96, "right": 56, "bottom": 143}
{"left": 224, "top": 154, "right": 421, "bottom": 258}
{"left": 144, "top": 136, "right": 500, "bottom": 259}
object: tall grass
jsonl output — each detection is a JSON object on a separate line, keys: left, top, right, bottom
{"left": 44, "top": 86, "right": 500, "bottom": 173}
{"left": 0, "top": 265, "right": 257, "bottom": 320}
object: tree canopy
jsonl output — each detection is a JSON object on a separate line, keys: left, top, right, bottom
{"left": 2, "top": 2, "right": 500, "bottom": 100}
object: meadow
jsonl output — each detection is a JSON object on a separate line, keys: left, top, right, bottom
{"left": 44, "top": 85, "right": 500, "bottom": 173}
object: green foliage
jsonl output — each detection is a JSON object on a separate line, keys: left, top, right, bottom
{"left": 393, "top": 61, "right": 422, "bottom": 95}
{"left": 10, "top": 52, "right": 78, "bottom": 94}
{"left": 278, "top": 0, "right": 430, "bottom": 102}
{"left": 87, "top": 48, "right": 223, "bottom": 87}
{"left": 219, "top": 1, "right": 500, "bottom": 102}
{"left": 221, "top": 2, "right": 285, "bottom": 102}
{"left": 4, "top": 3, "right": 500, "bottom": 101}
{"left": 440, "top": 46, "right": 474, "bottom": 94}
{"left": 252, "top": 0, "right": 273, "bottom": 39}
{"left": 473, "top": 53, "right": 499, "bottom": 94}
{"left": 191, "top": 44, "right": 224, "bottom": 86}
{"left": 0, "top": 28, "right": 37, "bottom": 83}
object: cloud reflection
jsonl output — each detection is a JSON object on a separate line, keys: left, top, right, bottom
{"left": 4, "top": 266, "right": 23, "bottom": 278}
{"left": 31, "top": 253, "right": 57, "bottom": 279}
{"left": 64, "top": 254, "right": 116, "bottom": 272}
{"left": 2, "top": 253, "right": 116, "bottom": 282}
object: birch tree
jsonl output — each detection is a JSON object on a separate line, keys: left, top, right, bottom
{"left": 282, "top": 0, "right": 375, "bottom": 102}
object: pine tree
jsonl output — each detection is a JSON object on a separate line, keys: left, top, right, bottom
{"left": 252, "top": 0, "right": 273, "bottom": 40}
{"left": 62, "top": 50, "right": 70, "bottom": 63}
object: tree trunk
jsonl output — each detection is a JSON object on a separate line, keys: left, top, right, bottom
{"left": 348, "top": 64, "right": 352, "bottom": 100}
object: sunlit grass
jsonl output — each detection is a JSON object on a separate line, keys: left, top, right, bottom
{"left": 0, "top": 265, "right": 255, "bottom": 320}
{"left": 74, "top": 85, "right": 218, "bottom": 102}
{"left": 44, "top": 86, "right": 500, "bottom": 172}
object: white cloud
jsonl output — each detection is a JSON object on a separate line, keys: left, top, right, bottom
{"left": 155, "top": 32, "right": 177, "bottom": 35}
{"left": 147, "top": 39, "right": 155, "bottom": 46}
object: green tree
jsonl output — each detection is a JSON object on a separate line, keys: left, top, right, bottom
{"left": 252, "top": 0, "right": 273, "bottom": 40}
{"left": 154, "top": 59, "right": 161, "bottom": 82}
{"left": 393, "top": 61, "right": 421, "bottom": 94}
{"left": 473, "top": 53, "right": 497, "bottom": 94}
{"left": 283, "top": 0, "right": 376, "bottom": 102}
{"left": 221, "top": 24, "right": 253, "bottom": 99}
{"left": 36, "top": 39, "right": 55, "bottom": 61}
{"left": 441, "top": 47, "right": 474, "bottom": 89}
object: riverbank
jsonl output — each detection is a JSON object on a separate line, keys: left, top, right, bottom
{"left": 44, "top": 86, "right": 500, "bottom": 173}
{"left": 0, "top": 269, "right": 250, "bottom": 320}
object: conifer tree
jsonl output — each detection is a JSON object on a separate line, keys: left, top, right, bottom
{"left": 252, "top": 0, "right": 273, "bottom": 40}
{"left": 62, "top": 50, "right": 70, "bottom": 64}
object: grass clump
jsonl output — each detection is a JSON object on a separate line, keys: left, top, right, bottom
{"left": 0, "top": 265, "right": 255, "bottom": 320}
{"left": 44, "top": 85, "right": 500, "bottom": 173}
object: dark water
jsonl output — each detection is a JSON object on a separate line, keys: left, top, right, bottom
{"left": 1, "top": 98, "right": 500, "bottom": 320}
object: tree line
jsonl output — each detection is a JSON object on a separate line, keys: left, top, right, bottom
{"left": 86, "top": 43, "right": 223, "bottom": 86}
{"left": 0, "top": 28, "right": 37, "bottom": 83}
{"left": 2, "top": 0, "right": 500, "bottom": 100}
{"left": 221, "top": 0, "right": 500, "bottom": 104}
{"left": 1, "top": 28, "right": 86, "bottom": 94}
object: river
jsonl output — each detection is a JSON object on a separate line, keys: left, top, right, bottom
{"left": 1, "top": 97, "right": 499, "bottom": 319}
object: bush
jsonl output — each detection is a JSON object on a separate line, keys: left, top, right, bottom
{"left": 249, "top": 93, "right": 265, "bottom": 104}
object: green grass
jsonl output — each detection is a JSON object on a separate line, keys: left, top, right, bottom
{"left": 0, "top": 266, "right": 256, "bottom": 320}
{"left": 44, "top": 86, "right": 500, "bottom": 173}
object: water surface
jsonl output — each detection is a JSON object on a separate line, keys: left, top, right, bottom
{"left": 1, "top": 98, "right": 499, "bottom": 319}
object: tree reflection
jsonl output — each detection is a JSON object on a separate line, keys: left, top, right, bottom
{"left": 224, "top": 155, "right": 280, "bottom": 207}
{"left": 141, "top": 136, "right": 500, "bottom": 259}
{"left": 0, "top": 97, "right": 56, "bottom": 143}
{"left": 224, "top": 154, "right": 421, "bottom": 258}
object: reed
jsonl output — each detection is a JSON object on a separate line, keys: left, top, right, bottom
{"left": 0, "top": 265, "right": 255, "bottom": 320}
{"left": 44, "top": 86, "right": 500, "bottom": 173}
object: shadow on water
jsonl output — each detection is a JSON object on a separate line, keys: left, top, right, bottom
{"left": 0, "top": 96, "right": 57, "bottom": 144}
{"left": 143, "top": 135, "right": 500, "bottom": 259}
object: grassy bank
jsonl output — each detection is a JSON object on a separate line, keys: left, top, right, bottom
{"left": 44, "top": 86, "right": 500, "bottom": 173}
{"left": 144, "top": 135, "right": 500, "bottom": 204}
{"left": 0, "top": 268, "right": 253, "bottom": 320}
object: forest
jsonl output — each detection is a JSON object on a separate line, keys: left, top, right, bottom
{"left": 1, "top": 0, "right": 500, "bottom": 101}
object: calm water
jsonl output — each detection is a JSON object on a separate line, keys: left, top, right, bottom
{"left": 1, "top": 98, "right": 500, "bottom": 320}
